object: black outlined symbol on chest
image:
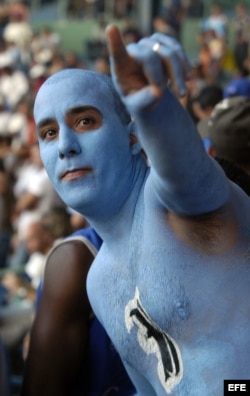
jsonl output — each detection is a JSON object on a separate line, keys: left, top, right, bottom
{"left": 125, "top": 287, "right": 183, "bottom": 394}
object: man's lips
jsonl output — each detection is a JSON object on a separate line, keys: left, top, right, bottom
{"left": 60, "top": 168, "right": 92, "bottom": 181}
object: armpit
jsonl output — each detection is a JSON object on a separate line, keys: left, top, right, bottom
{"left": 167, "top": 205, "right": 238, "bottom": 255}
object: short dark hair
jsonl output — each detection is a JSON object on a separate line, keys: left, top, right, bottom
{"left": 216, "top": 157, "right": 250, "bottom": 196}
{"left": 198, "top": 85, "right": 223, "bottom": 110}
{"left": 209, "top": 96, "right": 250, "bottom": 166}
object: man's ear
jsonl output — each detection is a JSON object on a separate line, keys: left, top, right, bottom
{"left": 128, "top": 121, "right": 142, "bottom": 155}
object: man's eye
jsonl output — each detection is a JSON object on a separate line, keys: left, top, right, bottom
{"left": 79, "top": 118, "right": 93, "bottom": 126}
{"left": 41, "top": 129, "right": 57, "bottom": 140}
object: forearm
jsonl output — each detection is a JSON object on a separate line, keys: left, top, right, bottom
{"left": 106, "top": 26, "right": 229, "bottom": 215}
{"left": 133, "top": 87, "right": 229, "bottom": 215}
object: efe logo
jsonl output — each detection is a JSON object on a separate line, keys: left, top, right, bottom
{"left": 224, "top": 380, "right": 250, "bottom": 395}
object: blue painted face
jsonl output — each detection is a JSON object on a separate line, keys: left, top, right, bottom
{"left": 34, "top": 69, "right": 134, "bottom": 219}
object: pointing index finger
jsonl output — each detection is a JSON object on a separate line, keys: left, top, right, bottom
{"left": 105, "top": 24, "right": 129, "bottom": 67}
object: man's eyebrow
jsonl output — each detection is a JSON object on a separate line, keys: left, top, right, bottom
{"left": 66, "top": 106, "right": 101, "bottom": 116}
{"left": 37, "top": 118, "right": 55, "bottom": 129}
{"left": 37, "top": 107, "right": 102, "bottom": 129}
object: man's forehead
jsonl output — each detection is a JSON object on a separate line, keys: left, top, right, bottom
{"left": 42, "top": 69, "right": 110, "bottom": 92}
{"left": 34, "top": 75, "right": 114, "bottom": 120}
{"left": 37, "top": 73, "right": 110, "bottom": 98}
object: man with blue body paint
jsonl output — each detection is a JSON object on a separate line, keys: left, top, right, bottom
{"left": 33, "top": 25, "right": 250, "bottom": 395}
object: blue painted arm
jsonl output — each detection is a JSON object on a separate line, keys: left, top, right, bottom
{"left": 106, "top": 25, "right": 229, "bottom": 215}
{"left": 132, "top": 87, "right": 229, "bottom": 215}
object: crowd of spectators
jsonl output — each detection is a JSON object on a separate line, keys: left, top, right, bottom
{"left": 0, "top": 0, "right": 250, "bottom": 394}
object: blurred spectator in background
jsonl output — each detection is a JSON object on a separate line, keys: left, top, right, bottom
{"left": 1, "top": 206, "right": 73, "bottom": 301}
{"left": 121, "top": 17, "right": 142, "bottom": 45}
{"left": 91, "top": 12, "right": 107, "bottom": 44}
{"left": 2, "top": 1, "right": 33, "bottom": 72}
{"left": 29, "top": 63, "right": 48, "bottom": 95}
{"left": 12, "top": 142, "right": 64, "bottom": 229}
{"left": 232, "top": 2, "right": 250, "bottom": 76}
{"left": 205, "top": 28, "right": 225, "bottom": 82}
{"left": 85, "top": 14, "right": 108, "bottom": 66}
{"left": 41, "top": 207, "right": 73, "bottom": 242}
{"left": 35, "top": 26, "right": 61, "bottom": 54}
{"left": 0, "top": 103, "right": 31, "bottom": 177}
{"left": 14, "top": 96, "right": 37, "bottom": 149}
{"left": 9, "top": 142, "right": 65, "bottom": 269}
{"left": 197, "top": 31, "right": 215, "bottom": 84}
{"left": 223, "top": 75, "right": 250, "bottom": 99}
{"left": 93, "top": 54, "right": 110, "bottom": 75}
{"left": 114, "top": 0, "right": 134, "bottom": 19}
{"left": 0, "top": 101, "right": 17, "bottom": 173}
{"left": 29, "top": 26, "right": 62, "bottom": 82}
{"left": 192, "top": 83, "right": 223, "bottom": 122}
{"left": 0, "top": 51, "right": 29, "bottom": 110}
{"left": 67, "top": 0, "right": 85, "bottom": 19}
{"left": 200, "top": 4, "right": 228, "bottom": 82}
{"left": 63, "top": 50, "right": 86, "bottom": 69}
{"left": 152, "top": 15, "right": 176, "bottom": 37}
{"left": 0, "top": 160, "right": 14, "bottom": 269}
{"left": 0, "top": 207, "right": 72, "bottom": 395}
{"left": 14, "top": 207, "right": 72, "bottom": 289}
{"left": 197, "top": 24, "right": 227, "bottom": 83}
{"left": 68, "top": 207, "right": 88, "bottom": 232}
{"left": 202, "top": 4, "right": 228, "bottom": 39}
{"left": 185, "top": 58, "right": 207, "bottom": 99}
{"left": 67, "top": 0, "right": 103, "bottom": 19}
{"left": 197, "top": 96, "right": 250, "bottom": 177}
{"left": 193, "top": 84, "right": 223, "bottom": 150}
{"left": 0, "top": 3, "right": 9, "bottom": 38}
{"left": 21, "top": 217, "right": 58, "bottom": 289}
{"left": 208, "top": 96, "right": 250, "bottom": 176}
{"left": 46, "top": 52, "right": 66, "bottom": 76}
{"left": 164, "top": 0, "right": 188, "bottom": 40}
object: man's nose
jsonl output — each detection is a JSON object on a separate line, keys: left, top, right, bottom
{"left": 58, "top": 126, "right": 81, "bottom": 159}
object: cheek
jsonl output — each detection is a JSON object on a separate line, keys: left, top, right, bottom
{"left": 82, "top": 125, "right": 129, "bottom": 168}
{"left": 95, "top": 124, "right": 130, "bottom": 160}
{"left": 40, "top": 144, "right": 57, "bottom": 177}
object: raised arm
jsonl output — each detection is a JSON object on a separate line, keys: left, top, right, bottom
{"left": 20, "top": 240, "right": 93, "bottom": 396}
{"left": 106, "top": 25, "right": 229, "bottom": 215}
